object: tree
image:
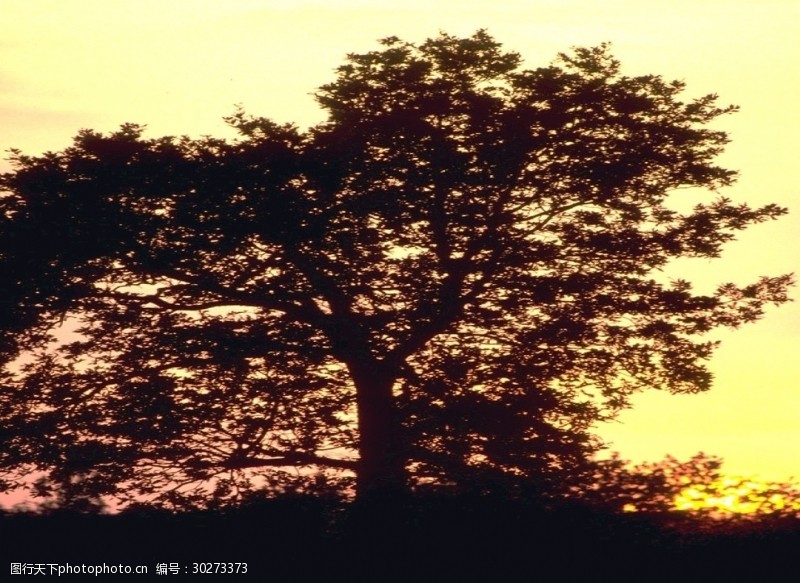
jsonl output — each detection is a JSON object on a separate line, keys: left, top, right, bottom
{"left": 0, "top": 31, "right": 791, "bottom": 508}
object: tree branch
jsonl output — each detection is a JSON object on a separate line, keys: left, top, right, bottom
{"left": 219, "top": 452, "right": 357, "bottom": 471}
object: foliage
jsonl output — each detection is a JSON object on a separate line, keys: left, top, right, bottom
{"left": 583, "top": 452, "right": 800, "bottom": 525}
{"left": 0, "top": 31, "right": 791, "bottom": 507}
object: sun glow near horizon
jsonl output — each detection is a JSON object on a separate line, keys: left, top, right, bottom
{"left": 674, "top": 477, "right": 800, "bottom": 518}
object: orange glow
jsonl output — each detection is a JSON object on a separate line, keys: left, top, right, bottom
{"left": 675, "top": 477, "right": 800, "bottom": 518}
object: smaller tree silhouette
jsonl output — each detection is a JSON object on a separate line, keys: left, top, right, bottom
{"left": 583, "top": 452, "right": 800, "bottom": 525}
{"left": 26, "top": 472, "right": 109, "bottom": 514}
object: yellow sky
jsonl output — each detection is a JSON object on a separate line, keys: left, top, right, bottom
{"left": 2, "top": 0, "right": 799, "bottom": 482}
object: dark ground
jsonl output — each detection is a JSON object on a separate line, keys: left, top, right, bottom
{"left": 2, "top": 495, "right": 799, "bottom": 581}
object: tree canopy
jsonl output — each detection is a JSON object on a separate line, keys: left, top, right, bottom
{"left": 0, "top": 31, "right": 791, "bottom": 508}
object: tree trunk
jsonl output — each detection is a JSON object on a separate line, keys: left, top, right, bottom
{"left": 348, "top": 360, "right": 408, "bottom": 502}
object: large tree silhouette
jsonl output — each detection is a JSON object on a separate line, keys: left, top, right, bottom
{"left": 0, "top": 31, "right": 791, "bottom": 507}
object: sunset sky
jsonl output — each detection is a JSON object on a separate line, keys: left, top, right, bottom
{"left": 2, "top": 0, "right": 798, "bottom": 483}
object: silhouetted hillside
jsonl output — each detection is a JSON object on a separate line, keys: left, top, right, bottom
{"left": 3, "top": 495, "right": 799, "bottom": 581}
